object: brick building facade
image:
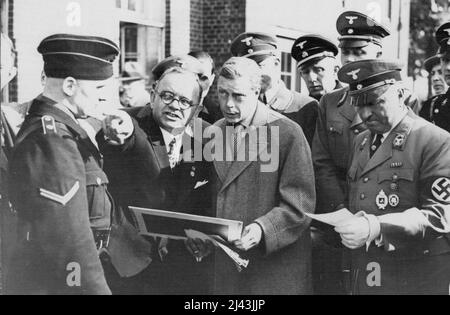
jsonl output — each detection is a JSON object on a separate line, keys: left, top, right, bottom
{"left": 1, "top": 0, "right": 411, "bottom": 102}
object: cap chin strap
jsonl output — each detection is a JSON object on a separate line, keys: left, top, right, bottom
{"left": 297, "top": 52, "right": 336, "bottom": 68}
{"left": 338, "top": 35, "right": 382, "bottom": 47}
{"left": 349, "top": 78, "right": 397, "bottom": 96}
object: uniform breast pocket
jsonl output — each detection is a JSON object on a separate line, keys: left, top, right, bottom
{"left": 327, "top": 120, "right": 347, "bottom": 166}
{"left": 85, "top": 170, "right": 111, "bottom": 224}
{"left": 377, "top": 168, "right": 417, "bottom": 210}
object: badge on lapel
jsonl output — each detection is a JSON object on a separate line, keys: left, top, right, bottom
{"left": 393, "top": 134, "right": 405, "bottom": 149}
{"left": 360, "top": 137, "right": 368, "bottom": 151}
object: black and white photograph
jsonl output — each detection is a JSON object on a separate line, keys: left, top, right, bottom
{"left": 0, "top": 0, "right": 449, "bottom": 299}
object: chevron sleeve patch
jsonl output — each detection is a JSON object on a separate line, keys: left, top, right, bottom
{"left": 39, "top": 181, "right": 80, "bottom": 206}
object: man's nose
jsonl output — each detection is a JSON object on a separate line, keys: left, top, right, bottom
{"left": 357, "top": 106, "right": 372, "bottom": 121}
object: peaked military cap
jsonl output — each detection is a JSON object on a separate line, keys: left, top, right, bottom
{"left": 230, "top": 32, "right": 278, "bottom": 64}
{"left": 423, "top": 55, "right": 441, "bottom": 73}
{"left": 291, "top": 34, "right": 338, "bottom": 68}
{"left": 436, "top": 22, "right": 450, "bottom": 57}
{"left": 37, "top": 33, "right": 119, "bottom": 80}
{"left": 336, "top": 11, "right": 391, "bottom": 48}
{"left": 151, "top": 54, "right": 206, "bottom": 82}
{"left": 338, "top": 59, "right": 402, "bottom": 96}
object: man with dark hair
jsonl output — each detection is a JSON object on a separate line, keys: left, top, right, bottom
{"left": 292, "top": 34, "right": 342, "bottom": 101}
{"left": 419, "top": 54, "right": 448, "bottom": 122}
{"left": 424, "top": 22, "right": 450, "bottom": 133}
{"left": 188, "top": 50, "right": 223, "bottom": 123}
{"left": 230, "top": 32, "right": 319, "bottom": 146}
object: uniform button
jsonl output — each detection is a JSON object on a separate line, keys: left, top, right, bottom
{"left": 329, "top": 127, "right": 334, "bottom": 132}
{"left": 423, "top": 250, "right": 430, "bottom": 255}
{"left": 363, "top": 178, "right": 369, "bottom": 183}
{"left": 392, "top": 175, "right": 398, "bottom": 181}
{"left": 360, "top": 193, "right": 366, "bottom": 200}
{"left": 354, "top": 129, "right": 360, "bottom": 134}
{"left": 96, "top": 177, "right": 102, "bottom": 185}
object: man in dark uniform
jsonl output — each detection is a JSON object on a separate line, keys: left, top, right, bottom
{"left": 230, "top": 32, "right": 319, "bottom": 146}
{"left": 423, "top": 22, "right": 450, "bottom": 133}
{"left": 419, "top": 55, "right": 448, "bottom": 122}
{"left": 335, "top": 59, "right": 450, "bottom": 295}
{"left": 99, "top": 55, "right": 214, "bottom": 294}
{"left": 291, "top": 34, "right": 342, "bottom": 101}
{"left": 7, "top": 34, "right": 151, "bottom": 295}
{"left": 310, "top": 11, "right": 392, "bottom": 294}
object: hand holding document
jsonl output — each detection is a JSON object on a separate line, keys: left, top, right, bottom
{"left": 128, "top": 207, "right": 249, "bottom": 271}
{"left": 185, "top": 229, "right": 249, "bottom": 272}
{"left": 304, "top": 208, "right": 355, "bottom": 227}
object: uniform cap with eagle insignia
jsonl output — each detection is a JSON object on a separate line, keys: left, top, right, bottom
{"left": 151, "top": 54, "right": 206, "bottom": 82}
{"left": 230, "top": 32, "right": 278, "bottom": 64}
{"left": 423, "top": 55, "right": 441, "bottom": 73}
{"left": 37, "top": 33, "right": 119, "bottom": 80}
{"left": 291, "top": 34, "right": 338, "bottom": 69}
{"left": 338, "top": 59, "right": 402, "bottom": 106}
{"left": 435, "top": 22, "right": 450, "bottom": 57}
{"left": 336, "top": 11, "right": 390, "bottom": 48}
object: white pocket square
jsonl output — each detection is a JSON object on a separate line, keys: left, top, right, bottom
{"left": 194, "top": 180, "right": 209, "bottom": 190}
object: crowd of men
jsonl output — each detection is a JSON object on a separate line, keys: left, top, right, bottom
{"left": 0, "top": 11, "right": 449, "bottom": 295}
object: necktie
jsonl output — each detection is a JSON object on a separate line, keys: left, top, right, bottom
{"left": 260, "top": 93, "right": 268, "bottom": 105}
{"left": 370, "top": 134, "right": 383, "bottom": 158}
{"left": 167, "top": 137, "right": 178, "bottom": 168}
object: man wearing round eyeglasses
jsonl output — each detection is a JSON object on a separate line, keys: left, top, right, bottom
{"left": 100, "top": 55, "right": 214, "bottom": 294}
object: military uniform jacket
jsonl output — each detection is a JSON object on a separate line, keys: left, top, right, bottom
{"left": 312, "top": 87, "right": 420, "bottom": 213}
{"left": 347, "top": 110, "right": 450, "bottom": 294}
{"left": 267, "top": 81, "right": 319, "bottom": 146}
{"left": 7, "top": 95, "right": 112, "bottom": 295}
{"left": 312, "top": 87, "right": 366, "bottom": 213}
{"left": 419, "top": 88, "right": 450, "bottom": 133}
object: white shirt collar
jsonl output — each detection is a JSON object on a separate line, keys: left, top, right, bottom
{"left": 264, "top": 80, "right": 281, "bottom": 105}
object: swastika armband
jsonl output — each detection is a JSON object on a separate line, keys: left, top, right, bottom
{"left": 431, "top": 178, "right": 450, "bottom": 203}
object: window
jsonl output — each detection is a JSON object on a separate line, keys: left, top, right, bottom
{"left": 116, "top": 0, "right": 165, "bottom": 86}
{"left": 116, "top": 0, "right": 144, "bottom": 13}
{"left": 280, "top": 52, "right": 293, "bottom": 89}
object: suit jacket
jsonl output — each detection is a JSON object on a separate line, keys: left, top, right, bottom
{"left": 99, "top": 106, "right": 214, "bottom": 294}
{"left": 347, "top": 110, "right": 450, "bottom": 294}
{"left": 100, "top": 106, "right": 213, "bottom": 215}
{"left": 210, "top": 103, "right": 315, "bottom": 295}
{"left": 267, "top": 81, "right": 319, "bottom": 147}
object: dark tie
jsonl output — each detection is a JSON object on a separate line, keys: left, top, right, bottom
{"left": 226, "top": 122, "right": 242, "bottom": 160}
{"left": 259, "top": 93, "right": 268, "bottom": 105}
{"left": 370, "top": 134, "right": 383, "bottom": 158}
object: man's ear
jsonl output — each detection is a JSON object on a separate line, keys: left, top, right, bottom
{"left": 149, "top": 86, "right": 157, "bottom": 109}
{"left": 62, "top": 77, "right": 77, "bottom": 97}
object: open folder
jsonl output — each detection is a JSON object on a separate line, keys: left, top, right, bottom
{"left": 128, "top": 207, "right": 249, "bottom": 271}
